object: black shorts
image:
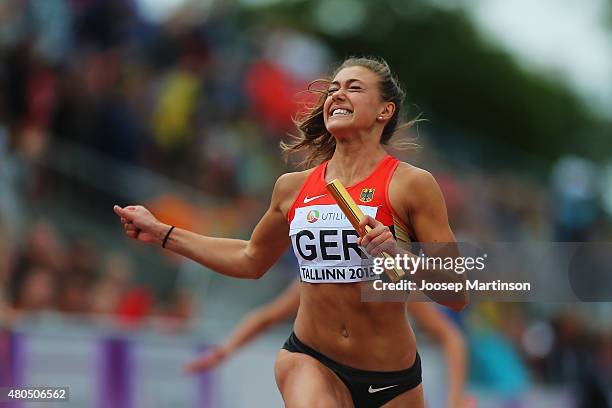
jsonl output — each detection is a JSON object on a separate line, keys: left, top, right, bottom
{"left": 282, "top": 332, "right": 422, "bottom": 408}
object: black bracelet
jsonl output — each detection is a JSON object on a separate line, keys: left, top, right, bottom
{"left": 162, "top": 226, "right": 175, "bottom": 248}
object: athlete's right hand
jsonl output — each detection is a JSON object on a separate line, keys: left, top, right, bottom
{"left": 453, "top": 395, "right": 478, "bottom": 408}
{"left": 113, "top": 205, "right": 169, "bottom": 245}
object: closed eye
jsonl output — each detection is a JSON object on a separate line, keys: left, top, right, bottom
{"left": 327, "top": 86, "right": 362, "bottom": 95}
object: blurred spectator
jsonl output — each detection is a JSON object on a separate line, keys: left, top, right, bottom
{"left": 0, "top": 116, "right": 25, "bottom": 238}
{"left": 8, "top": 221, "right": 65, "bottom": 306}
{"left": 151, "top": 67, "right": 200, "bottom": 156}
{"left": 90, "top": 253, "right": 133, "bottom": 316}
{"left": 0, "top": 216, "right": 12, "bottom": 323}
{"left": 551, "top": 155, "right": 600, "bottom": 241}
{"left": 244, "top": 59, "right": 303, "bottom": 134}
{"left": 57, "top": 276, "right": 91, "bottom": 314}
{"left": 545, "top": 312, "right": 610, "bottom": 408}
{"left": 64, "top": 239, "right": 98, "bottom": 280}
{"left": 116, "top": 286, "right": 154, "bottom": 328}
{"left": 57, "top": 239, "right": 97, "bottom": 315}
{"left": 14, "top": 266, "right": 56, "bottom": 312}
{"left": 28, "top": 0, "right": 73, "bottom": 63}
{"left": 600, "top": 162, "right": 612, "bottom": 219}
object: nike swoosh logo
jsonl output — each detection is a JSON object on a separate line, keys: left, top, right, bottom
{"left": 303, "top": 194, "right": 326, "bottom": 204}
{"left": 368, "top": 384, "right": 399, "bottom": 394}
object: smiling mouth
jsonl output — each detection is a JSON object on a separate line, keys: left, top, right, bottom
{"left": 330, "top": 108, "right": 353, "bottom": 118}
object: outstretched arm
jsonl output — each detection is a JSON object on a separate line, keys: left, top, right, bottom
{"left": 407, "top": 302, "right": 470, "bottom": 408}
{"left": 186, "top": 280, "right": 301, "bottom": 373}
{"left": 114, "top": 174, "right": 295, "bottom": 279}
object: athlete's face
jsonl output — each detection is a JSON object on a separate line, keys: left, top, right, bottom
{"left": 323, "top": 66, "right": 393, "bottom": 137}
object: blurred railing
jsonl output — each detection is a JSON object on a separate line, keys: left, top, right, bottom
{"left": 44, "top": 140, "right": 223, "bottom": 207}
{"left": 2, "top": 319, "right": 215, "bottom": 408}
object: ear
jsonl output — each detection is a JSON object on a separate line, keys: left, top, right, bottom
{"left": 377, "top": 102, "right": 396, "bottom": 121}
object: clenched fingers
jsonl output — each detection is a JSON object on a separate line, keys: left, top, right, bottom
{"left": 357, "top": 215, "right": 382, "bottom": 236}
{"left": 123, "top": 221, "right": 140, "bottom": 239}
{"left": 361, "top": 227, "right": 394, "bottom": 254}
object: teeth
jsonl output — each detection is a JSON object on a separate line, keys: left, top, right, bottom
{"left": 332, "top": 108, "right": 352, "bottom": 116}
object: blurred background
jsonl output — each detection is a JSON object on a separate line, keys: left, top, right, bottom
{"left": 1, "top": 0, "right": 611, "bottom": 406}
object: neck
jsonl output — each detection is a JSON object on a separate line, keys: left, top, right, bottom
{"left": 327, "top": 136, "right": 388, "bottom": 186}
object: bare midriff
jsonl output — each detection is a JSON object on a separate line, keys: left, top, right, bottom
{"left": 294, "top": 281, "right": 417, "bottom": 371}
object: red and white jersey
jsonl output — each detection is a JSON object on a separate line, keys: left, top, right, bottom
{"left": 288, "top": 155, "right": 415, "bottom": 283}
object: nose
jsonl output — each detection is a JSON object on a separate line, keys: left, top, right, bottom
{"left": 330, "top": 88, "right": 346, "bottom": 101}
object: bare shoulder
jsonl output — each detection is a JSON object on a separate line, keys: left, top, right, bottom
{"left": 274, "top": 169, "right": 314, "bottom": 197}
{"left": 273, "top": 168, "right": 316, "bottom": 216}
{"left": 393, "top": 162, "right": 437, "bottom": 189}
{"left": 389, "top": 161, "right": 443, "bottom": 217}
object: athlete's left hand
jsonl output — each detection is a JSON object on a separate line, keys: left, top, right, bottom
{"left": 357, "top": 215, "right": 398, "bottom": 257}
{"left": 184, "top": 346, "right": 229, "bottom": 374}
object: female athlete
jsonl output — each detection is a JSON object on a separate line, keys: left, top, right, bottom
{"left": 114, "top": 57, "right": 467, "bottom": 407}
